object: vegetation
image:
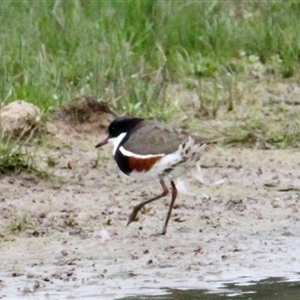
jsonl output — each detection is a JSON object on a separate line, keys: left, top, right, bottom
{"left": 0, "top": 0, "right": 300, "bottom": 175}
{"left": 0, "top": 134, "right": 51, "bottom": 177}
{"left": 7, "top": 214, "right": 35, "bottom": 233}
{"left": 0, "top": 137, "right": 35, "bottom": 174}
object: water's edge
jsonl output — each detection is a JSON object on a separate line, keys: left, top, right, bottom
{"left": 120, "top": 277, "right": 300, "bottom": 300}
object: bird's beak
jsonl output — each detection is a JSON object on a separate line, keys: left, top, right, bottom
{"left": 95, "top": 136, "right": 109, "bottom": 148}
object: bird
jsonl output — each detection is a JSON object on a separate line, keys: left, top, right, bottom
{"left": 95, "top": 116, "right": 215, "bottom": 235}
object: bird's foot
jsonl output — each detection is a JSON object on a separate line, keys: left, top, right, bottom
{"left": 127, "top": 206, "right": 141, "bottom": 226}
{"left": 150, "top": 230, "right": 166, "bottom": 237}
{"left": 150, "top": 225, "right": 167, "bottom": 236}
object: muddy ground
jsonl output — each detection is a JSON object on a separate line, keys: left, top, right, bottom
{"left": 0, "top": 120, "right": 300, "bottom": 299}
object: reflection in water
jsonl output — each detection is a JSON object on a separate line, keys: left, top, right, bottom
{"left": 121, "top": 277, "right": 300, "bottom": 300}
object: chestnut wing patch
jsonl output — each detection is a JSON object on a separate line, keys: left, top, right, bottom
{"left": 128, "top": 156, "right": 162, "bottom": 172}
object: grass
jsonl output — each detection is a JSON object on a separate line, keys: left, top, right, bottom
{"left": 0, "top": 0, "right": 300, "bottom": 168}
{"left": 1, "top": 1, "right": 300, "bottom": 109}
{"left": 0, "top": 135, "right": 51, "bottom": 177}
{"left": 7, "top": 214, "right": 35, "bottom": 233}
{"left": 0, "top": 137, "right": 34, "bottom": 174}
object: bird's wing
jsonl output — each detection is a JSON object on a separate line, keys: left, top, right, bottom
{"left": 122, "top": 120, "right": 187, "bottom": 156}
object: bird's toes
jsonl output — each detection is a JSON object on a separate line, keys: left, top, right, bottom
{"left": 150, "top": 230, "right": 166, "bottom": 237}
{"left": 127, "top": 209, "right": 138, "bottom": 226}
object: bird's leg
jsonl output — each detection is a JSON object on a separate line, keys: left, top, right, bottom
{"left": 160, "top": 180, "right": 177, "bottom": 235}
{"left": 127, "top": 178, "right": 169, "bottom": 226}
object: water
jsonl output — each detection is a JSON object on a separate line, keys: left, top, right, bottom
{"left": 120, "top": 277, "right": 300, "bottom": 300}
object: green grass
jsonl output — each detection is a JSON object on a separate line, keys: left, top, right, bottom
{"left": 1, "top": 0, "right": 300, "bottom": 155}
{"left": 0, "top": 136, "right": 51, "bottom": 177}
{"left": 7, "top": 214, "right": 35, "bottom": 233}
{"left": 0, "top": 137, "right": 33, "bottom": 174}
{"left": 1, "top": 1, "right": 300, "bottom": 110}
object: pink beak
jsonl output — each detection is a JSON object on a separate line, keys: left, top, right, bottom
{"left": 95, "top": 136, "right": 109, "bottom": 148}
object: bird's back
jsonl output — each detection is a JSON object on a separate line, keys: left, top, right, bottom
{"left": 123, "top": 120, "right": 189, "bottom": 155}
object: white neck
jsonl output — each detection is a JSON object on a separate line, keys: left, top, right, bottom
{"left": 108, "top": 132, "right": 127, "bottom": 155}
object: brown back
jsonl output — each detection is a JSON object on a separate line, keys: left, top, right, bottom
{"left": 123, "top": 120, "right": 215, "bottom": 155}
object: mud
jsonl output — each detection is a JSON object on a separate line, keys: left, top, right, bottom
{"left": 0, "top": 127, "right": 300, "bottom": 299}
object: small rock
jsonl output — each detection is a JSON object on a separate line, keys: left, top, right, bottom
{"left": 0, "top": 100, "right": 41, "bottom": 137}
{"left": 8, "top": 178, "right": 15, "bottom": 184}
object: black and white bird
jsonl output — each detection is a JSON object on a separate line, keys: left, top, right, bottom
{"left": 96, "top": 117, "right": 215, "bottom": 235}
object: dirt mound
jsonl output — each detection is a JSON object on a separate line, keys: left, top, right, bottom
{"left": 53, "top": 95, "right": 115, "bottom": 124}
{"left": 49, "top": 95, "right": 116, "bottom": 136}
{"left": 0, "top": 100, "right": 41, "bottom": 137}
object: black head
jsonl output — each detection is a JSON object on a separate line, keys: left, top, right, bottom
{"left": 95, "top": 117, "right": 144, "bottom": 148}
{"left": 107, "top": 117, "right": 144, "bottom": 138}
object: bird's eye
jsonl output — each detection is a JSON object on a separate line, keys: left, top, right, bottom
{"left": 109, "top": 126, "right": 118, "bottom": 136}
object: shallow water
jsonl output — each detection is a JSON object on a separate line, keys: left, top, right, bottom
{"left": 121, "top": 277, "right": 300, "bottom": 300}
